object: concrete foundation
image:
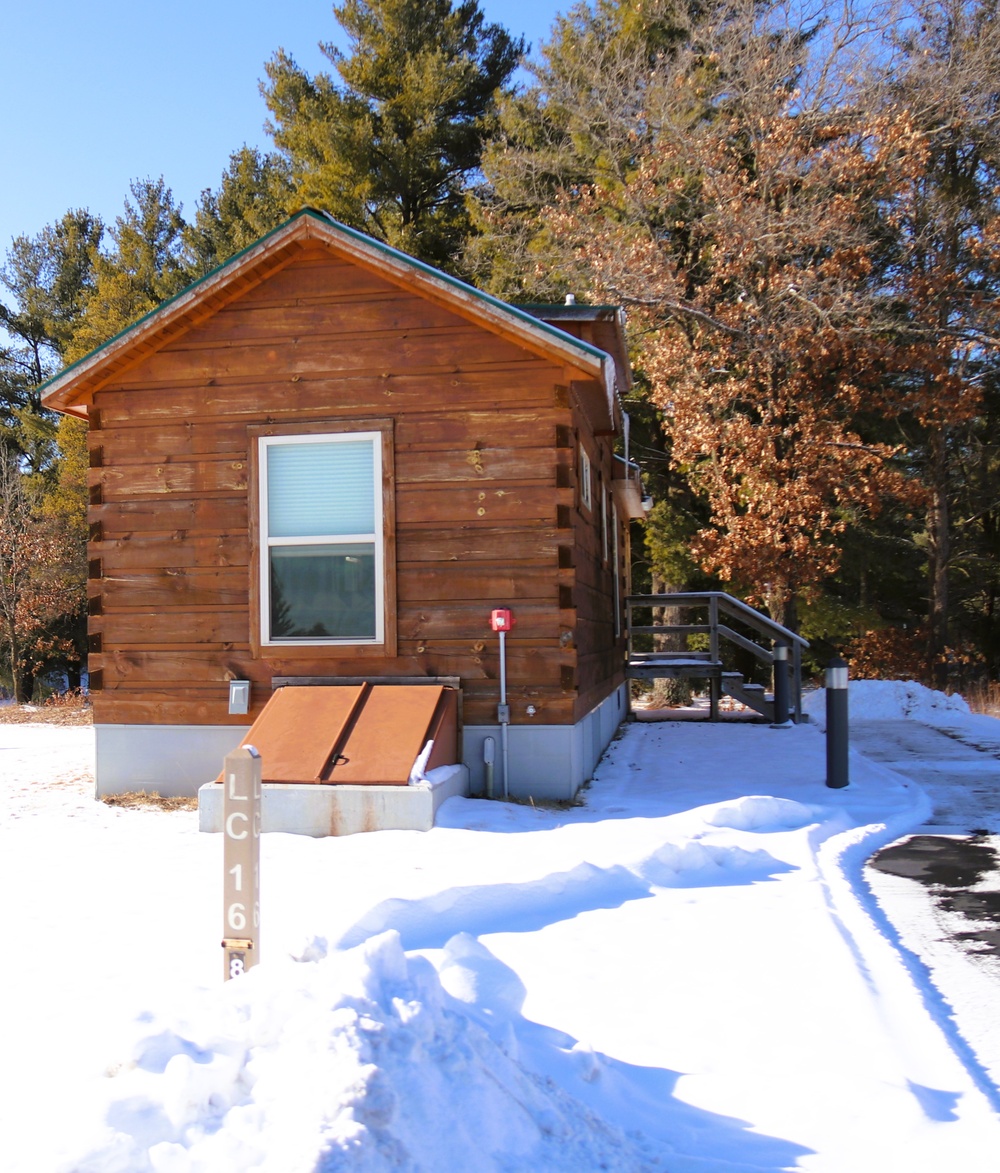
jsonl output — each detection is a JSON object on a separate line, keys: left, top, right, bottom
{"left": 463, "top": 684, "right": 628, "bottom": 802}
{"left": 93, "top": 684, "right": 627, "bottom": 810}
{"left": 198, "top": 765, "right": 469, "bottom": 836}
{"left": 95, "top": 723, "right": 249, "bottom": 798}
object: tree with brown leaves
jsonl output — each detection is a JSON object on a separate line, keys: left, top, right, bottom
{"left": 0, "top": 455, "right": 83, "bottom": 701}
{"left": 533, "top": 2, "right": 920, "bottom": 628}
{"left": 478, "top": 0, "right": 1000, "bottom": 662}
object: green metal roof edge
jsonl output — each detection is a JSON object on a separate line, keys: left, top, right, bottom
{"left": 37, "top": 211, "right": 311, "bottom": 400}
{"left": 516, "top": 303, "right": 621, "bottom": 312}
{"left": 307, "top": 209, "right": 610, "bottom": 364}
{"left": 39, "top": 206, "right": 611, "bottom": 402}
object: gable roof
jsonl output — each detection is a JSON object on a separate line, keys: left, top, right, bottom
{"left": 40, "top": 208, "right": 623, "bottom": 428}
{"left": 519, "top": 303, "right": 632, "bottom": 397}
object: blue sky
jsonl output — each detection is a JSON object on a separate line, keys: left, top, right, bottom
{"left": 0, "top": 1, "right": 568, "bottom": 257}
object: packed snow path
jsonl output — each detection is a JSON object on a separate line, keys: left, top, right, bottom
{"left": 831, "top": 683, "right": 1000, "bottom": 1095}
{"left": 2, "top": 704, "right": 1000, "bottom": 1171}
{"left": 850, "top": 720, "right": 1000, "bottom": 833}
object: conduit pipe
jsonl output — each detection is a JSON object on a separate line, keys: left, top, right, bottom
{"left": 499, "top": 628, "right": 510, "bottom": 799}
{"left": 490, "top": 608, "right": 515, "bottom": 800}
{"left": 483, "top": 736, "right": 496, "bottom": 799}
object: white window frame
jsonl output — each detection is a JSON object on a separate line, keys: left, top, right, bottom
{"left": 257, "top": 430, "right": 385, "bottom": 647}
{"left": 579, "top": 443, "right": 593, "bottom": 512}
{"left": 612, "top": 501, "right": 621, "bottom": 638}
{"left": 601, "top": 481, "right": 609, "bottom": 563}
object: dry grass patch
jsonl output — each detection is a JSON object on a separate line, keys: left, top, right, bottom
{"left": 100, "top": 791, "right": 198, "bottom": 812}
{"left": 506, "top": 785, "right": 590, "bottom": 812}
{"left": 965, "top": 680, "right": 1000, "bottom": 719}
{"left": 0, "top": 692, "right": 93, "bottom": 726}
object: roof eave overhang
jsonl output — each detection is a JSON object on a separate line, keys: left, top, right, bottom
{"left": 40, "top": 209, "right": 620, "bottom": 432}
{"left": 40, "top": 221, "right": 310, "bottom": 416}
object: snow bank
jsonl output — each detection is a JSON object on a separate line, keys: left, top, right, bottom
{"left": 805, "top": 678, "right": 1000, "bottom": 752}
{"left": 804, "top": 679, "right": 970, "bottom": 728}
{"left": 70, "top": 932, "right": 659, "bottom": 1173}
{"left": 701, "top": 794, "right": 823, "bottom": 831}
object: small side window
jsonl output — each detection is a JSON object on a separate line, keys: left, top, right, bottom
{"left": 601, "top": 482, "right": 609, "bottom": 563}
{"left": 579, "top": 443, "right": 592, "bottom": 512}
{"left": 612, "top": 501, "right": 621, "bottom": 638}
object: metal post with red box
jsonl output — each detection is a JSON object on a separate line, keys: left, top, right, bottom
{"left": 490, "top": 608, "right": 515, "bottom": 798}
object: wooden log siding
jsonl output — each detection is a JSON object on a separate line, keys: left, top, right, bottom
{"left": 569, "top": 392, "right": 626, "bottom": 723}
{"left": 85, "top": 245, "right": 626, "bottom": 727}
{"left": 91, "top": 411, "right": 564, "bottom": 467}
{"left": 87, "top": 689, "right": 581, "bottom": 729}
{"left": 92, "top": 357, "right": 565, "bottom": 416}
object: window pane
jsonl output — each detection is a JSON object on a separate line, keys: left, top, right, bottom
{"left": 269, "top": 543, "right": 376, "bottom": 639}
{"left": 267, "top": 440, "right": 375, "bottom": 537}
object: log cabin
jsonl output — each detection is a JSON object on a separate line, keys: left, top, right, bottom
{"left": 41, "top": 209, "right": 643, "bottom": 811}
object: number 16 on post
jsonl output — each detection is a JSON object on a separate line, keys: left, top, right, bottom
{"left": 222, "top": 744, "right": 261, "bottom": 979}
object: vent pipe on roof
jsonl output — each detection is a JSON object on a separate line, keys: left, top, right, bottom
{"left": 565, "top": 294, "right": 576, "bottom": 305}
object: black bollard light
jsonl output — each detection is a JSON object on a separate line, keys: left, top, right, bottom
{"left": 771, "top": 643, "right": 791, "bottom": 728}
{"left": 825, "top": 656, "right": 849, "bottom": 789}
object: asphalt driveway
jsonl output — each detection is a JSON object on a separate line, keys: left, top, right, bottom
{"left": 853, "top": 717, "right": 1000, "bottom": 1090}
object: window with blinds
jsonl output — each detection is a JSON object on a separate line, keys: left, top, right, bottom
{"left": 258, "top": 432, "right": 384, "bottom": 644}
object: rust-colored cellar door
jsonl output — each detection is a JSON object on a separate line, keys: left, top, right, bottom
{"left": 226, "top": 685, "right": 367, "bottom": 784}
{"left": 224, "top": 684, "right": 458, "bottom": 786}
{"left": 324, "top": 685, "right": 450, "bottom": 784}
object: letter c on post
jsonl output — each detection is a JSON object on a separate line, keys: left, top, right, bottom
{"left": 226, "top": 811, "right": 249, "bottom": 840}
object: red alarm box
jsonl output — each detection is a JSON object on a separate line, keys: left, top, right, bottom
{"left": 490, "top": 608, "right": 514, "bottom": 632}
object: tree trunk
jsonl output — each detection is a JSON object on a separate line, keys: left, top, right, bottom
{"left": 651, "top": 572, "right": 683, "bottom": 652}
{"left": 765, "top": 581, "right": 799, "bottom": 634}
{"left": 7, "top": 621, "right": 23, "bottom": 703}
{"left": 926, "top": 426, "right": 950, "bottom": 686}
{"left": 15, "top": 665, "right": 33, "bottom": 705}
{"left": 649, "top": 573, "right": 693, "bottom": 705}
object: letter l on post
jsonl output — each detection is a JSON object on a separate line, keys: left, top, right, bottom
{"left": 222, "top": 745, "right": 261, "bottom": 979}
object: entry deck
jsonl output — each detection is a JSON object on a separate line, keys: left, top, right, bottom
{"left": 625, "top": 592, "right": 809, "bottom": 722}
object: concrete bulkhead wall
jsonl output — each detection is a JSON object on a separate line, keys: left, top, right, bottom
{"left": 198, "top": 765, "right": 470, "bottom": 837}
{"left": 444, "top": 683, "right": 627, "bottom": 803}
{"left": 92, "top": 684, "right": 628, "bottom": 805}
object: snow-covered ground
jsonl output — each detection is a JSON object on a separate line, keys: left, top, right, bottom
{"left": 2, "top": 684, "right": 999, "bottom": 1172}
{"left": 806, "top": 679, "right": 1000, "bottom": 832}
{"left": 807, "top": 680, "right": 1000, "bottom": 1117}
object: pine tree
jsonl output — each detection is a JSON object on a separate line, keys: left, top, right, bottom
{"left": 263, "top": 0, "right": 525, "bottom": 267}
{"left": 871, "top": 0, "right": 1000, "bottom": 677}
{"left": 68, "top": 178, "right": 187, "bottom": 360}
{"left": 183, "top": 147, "right": 295, "bottom": 278}
{"left": 0, "top": 182, "right": 190, "bottom": 697}
{"left": 39, "top": 415, "right": 89, "bottom": 688}
{"left": 467, "top": 0, "right": 707, "bottom": 299}
{"left": 0, "top": 209, "right": 101, "bottom": 461}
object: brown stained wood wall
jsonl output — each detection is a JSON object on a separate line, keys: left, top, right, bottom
{"left": 569, "top": 388, "right": 627, "bottom": 723}
{"left": 87, "top": 243, "right": 626, "bottom": 727}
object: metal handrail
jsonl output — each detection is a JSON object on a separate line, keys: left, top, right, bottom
{"left": 626, "top": 591, "right": 810, "bottom": 720}
{"left": 627, "top": 592, "right": 808, "bottom": 648}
